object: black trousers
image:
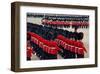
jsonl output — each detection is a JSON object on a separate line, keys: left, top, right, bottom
{"left": 43, "top": 52, "right": 57, "bottom": 59}
{"left": 59, "top": 46, "right": 76, "bottom": 59}
{"left": 77, "top": 54, "right": 84, "bottom": 58}
{"left": 27, "top": 57, "right": 31, "bottom": 60}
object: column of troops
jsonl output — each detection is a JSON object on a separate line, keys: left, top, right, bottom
{"left": 27, "top": 15, "right": 89, "bottom": 60}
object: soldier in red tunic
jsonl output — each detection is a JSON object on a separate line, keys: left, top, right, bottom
{"left": 27, "top": 40, "right": 35, "bottom": 60}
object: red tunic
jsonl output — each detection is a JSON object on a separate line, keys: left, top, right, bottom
{"left": 27, "top": 47, "right": 33, "bottom": 58}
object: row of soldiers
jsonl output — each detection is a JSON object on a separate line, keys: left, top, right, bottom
{"left": 41, "top": 18, "right": 89, "bottom": 28}
{"left": 27, "top": 22, "right": 86, "bottom": 60}
{"left": 27, "top": 23, "right": 84, "bottom": 40}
